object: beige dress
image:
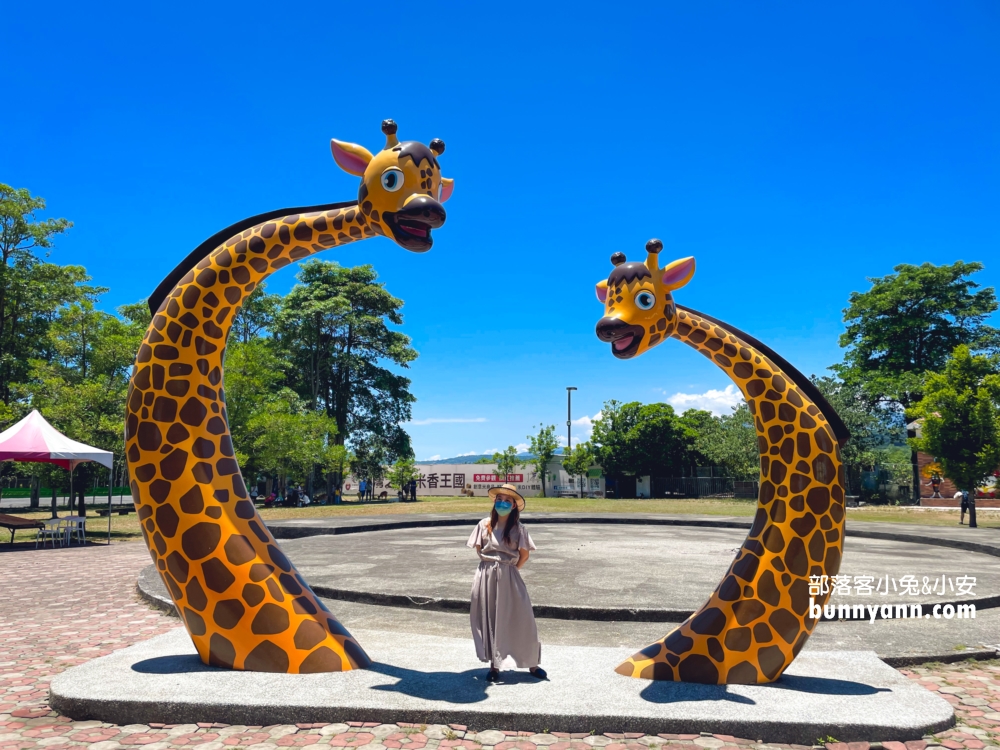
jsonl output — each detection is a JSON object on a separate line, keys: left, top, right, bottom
{"left": 467, "top": 517, "right": 541, "bottom": 669}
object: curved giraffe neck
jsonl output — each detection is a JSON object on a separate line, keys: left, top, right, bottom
{"left": 126, "top": 203, "right": 375, "bottom": 673}
{"left": 616, "top": 306, "right": 847, "bottom": 684}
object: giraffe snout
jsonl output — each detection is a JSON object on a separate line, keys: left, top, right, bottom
{"left": 399, "top": 194, "right": 446, "bottom": 228}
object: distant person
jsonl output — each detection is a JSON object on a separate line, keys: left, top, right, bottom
{"left": 250, "top": 487, "right": 259, "bottom": 503}
{"left": 359, "top": 479, "right": 367, "bottom": 502}
{"left": 957, "top": 490, "right": 970, "bottom": 525}
{"left": 300, "top": 492, "right": 311, "bottom": 507}
{"left": 409, "top": 479, "right": 417, "bottom": 502}
{"left": 287, "top": 486, "right": 299, "bottom": 507}
{"left": 467, "top": 483, "right": 545, "bottom": 683}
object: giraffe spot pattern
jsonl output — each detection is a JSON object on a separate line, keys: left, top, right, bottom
{"left": 616, "top": 309, "right": 846, "bottom": 684}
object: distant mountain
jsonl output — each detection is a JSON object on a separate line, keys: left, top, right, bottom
{"left": 418, "top": 449, "right": 567, "bottom": 465}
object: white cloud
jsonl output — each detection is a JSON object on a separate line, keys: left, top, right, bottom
{"left": 514, "top": 442, "right": 530, "bottom": 453}
{"left": 457, "top": 451, "right": 480, "bottom": 456}
{"left": 421, "top": 455, "right": 442, "bottom": 461}
{"left": 409, "top": 417, "right": 488, "bottom": 426}
{"left": 558, "top": 411, "right": 601, "bottom": 445}
{"left": 666, "top": 384, "right": 743, "bottom": 416}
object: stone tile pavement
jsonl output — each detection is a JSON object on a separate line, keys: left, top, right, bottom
{"left": 1, "top": 542, "right": 998, "bottom": 750}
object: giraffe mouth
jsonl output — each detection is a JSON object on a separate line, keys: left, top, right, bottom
{"left": 610, "top": 332, "right": 642, "bottom": 358}
{"left": 397, "top": 220, "right": 430, "bottom": 239}
{"left": 382, "top": 197, "right": 446, "bottom": 253}
{"left": 596, "top": 319, "right": 645, "bottom": 359}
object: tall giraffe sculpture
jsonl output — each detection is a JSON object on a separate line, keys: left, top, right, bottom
{"left": 127, "top": 120, "right": 453, "bottom": 674}
{"left": 594, "top": 239, "right": 849, "bottom": 684}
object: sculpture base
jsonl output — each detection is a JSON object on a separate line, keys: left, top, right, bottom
{"left": 50, "top": 628, "right": 952, "bottom": 743}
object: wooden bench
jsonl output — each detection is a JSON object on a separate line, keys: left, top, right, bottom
{"left": 96, "top": 507, "right": 133, "bottom": 516}
{"left": 0, "top": 513, "right": 45, "bottom": 545}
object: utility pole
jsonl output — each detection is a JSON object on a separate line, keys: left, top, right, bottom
{"left": 566, "top": 387, "right": 577, "bottom": 453}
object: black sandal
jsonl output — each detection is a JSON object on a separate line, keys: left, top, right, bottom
{"left": 486, "top": 668, "right": 500, "bottom": 682}
{"left": 529, "top": 667, "right": 547, "bottom": 679}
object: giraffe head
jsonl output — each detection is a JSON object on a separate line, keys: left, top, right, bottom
{"left": 330, "top": 119, "right": 453, "bottom": 252}
{"left": 594, "top": 239, "right": 696, "bottom": 359}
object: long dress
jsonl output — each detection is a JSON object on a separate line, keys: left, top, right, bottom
{"left": 467, "top": 517, "right": 541, "bottom": 669}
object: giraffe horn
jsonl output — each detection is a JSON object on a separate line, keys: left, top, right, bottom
{"left": 382, "top": 118, "right": 399, "bottom": 149}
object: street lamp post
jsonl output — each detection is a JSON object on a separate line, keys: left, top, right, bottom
{"left": 566, "top": 387, "right": 577, "bottom": 454}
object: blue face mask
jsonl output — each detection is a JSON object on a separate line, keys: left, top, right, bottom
{"left": 494, "top": 499, "right": 513, "bottom": 516}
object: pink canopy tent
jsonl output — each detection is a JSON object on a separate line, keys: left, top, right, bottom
{"left": 0, "top": 410, "right": 113, "bottom": 521}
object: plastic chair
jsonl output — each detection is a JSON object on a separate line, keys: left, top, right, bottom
{"left": 62, "top": 516, "right": 86, "bottom": 546}
{"left": 35, "top": 519, "right": 63, "bottom": 549}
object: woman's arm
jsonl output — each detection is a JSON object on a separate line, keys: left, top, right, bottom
{"left": 516, "top": 549, "right": 529, "bottom": 569}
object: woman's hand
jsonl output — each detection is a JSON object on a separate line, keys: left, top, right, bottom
{"left": 516, "top": 549, "right": 529, "bottom": 569}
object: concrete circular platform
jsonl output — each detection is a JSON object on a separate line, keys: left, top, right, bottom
{"left": 279, "top": 522, "right": 1000, "bottom": 618}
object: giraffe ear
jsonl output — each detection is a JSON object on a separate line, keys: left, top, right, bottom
{"left": 661, "top": 256, "right": 696, "bottom": 291}
{"left": 439, "top": 178, "right": 454, "bottom": 203}
{"left": 330, "top": 139, "right": 374, "bottom": 177}
{"left": 596, "top": 280, "right": 608, "bottom": 303}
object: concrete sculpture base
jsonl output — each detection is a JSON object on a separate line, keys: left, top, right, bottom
{"left": 50, "top": 628, "right": 953, "bottom": 743}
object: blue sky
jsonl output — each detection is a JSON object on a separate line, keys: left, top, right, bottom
{"left": 3, "top": 2, "right": 998, "bottom": 460}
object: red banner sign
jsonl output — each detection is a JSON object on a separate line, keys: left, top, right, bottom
{"left": 473, "top": 474, "right": 524, "bottom": 483}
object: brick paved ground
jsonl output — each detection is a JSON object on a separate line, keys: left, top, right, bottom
{"left": 1, "top": 542, "right": 998, "bottom": 750}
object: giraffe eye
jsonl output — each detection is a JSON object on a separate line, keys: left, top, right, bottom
{"left": 635, "top": 291, "right": 656, "bottom": 310}
{"left": 381, "top": 168, "right": 404, "bottom": 192}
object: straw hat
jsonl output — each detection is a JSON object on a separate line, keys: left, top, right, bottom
{"left": 488, "top": 483, "right": 525, "bottom": 511}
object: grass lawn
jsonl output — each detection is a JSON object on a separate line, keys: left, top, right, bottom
{"left": 3, "top": 496, "right": 997, "bottom": 544}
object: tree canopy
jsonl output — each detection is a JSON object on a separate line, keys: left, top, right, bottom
{"left": 275, "top": 260, "right": 416, "bottom": 464}
{"left": 909, "top": 345, "right": 1000, "bottom": 494}
{"left": 562, "top": 441, "right": 596, "bottom": 497}
{"left": 491, "top": 446, "right": 521, "bottom": 482}
{"left": 694, "top": 403, "right": 759, "bottom": 480}
{"left": 834, "top": 261, "right": 999, "bottom": 409}
{"left": 590, "top": 400, "right": 705, "bottom": 479}
{"left": 526, "top": 424, "right": 559, "bottom": 496}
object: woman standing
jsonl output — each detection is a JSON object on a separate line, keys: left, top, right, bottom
{"left": 467, "top": 483, "right": 546, "bottom": 682}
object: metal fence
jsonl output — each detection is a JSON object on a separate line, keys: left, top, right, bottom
{"left": 650, "top": 476, "right": 758, "bottom": 499}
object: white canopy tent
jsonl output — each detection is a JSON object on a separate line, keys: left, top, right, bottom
{"left": 0, "top": 410, "right": 114, "bottom": 532}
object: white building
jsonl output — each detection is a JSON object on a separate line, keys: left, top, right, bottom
{"left": 343, "top": 458, "right": 605, "bottom": 498}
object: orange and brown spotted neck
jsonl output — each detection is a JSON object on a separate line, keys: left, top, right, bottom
{"left": 615, "top": 306, "right": 847, "bottom": 684}
{"left": 594, "top": 241, "right": 849, "bottom": 684}
{"left": 128, "top": 121, "right": 452, "bottom": 674}
{"left": 128, "top": 205, "right": 376, "bottom": 674}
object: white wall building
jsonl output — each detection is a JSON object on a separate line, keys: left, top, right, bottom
{"left": 343, "top": 458, "right": 605, "bottom": 498}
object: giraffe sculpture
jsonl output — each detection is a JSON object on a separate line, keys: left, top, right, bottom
{"left": 594, "top": 239, "right": 850, "bottom": 684}
{"left": 127, "top": 120, "right": 453, "bottom": 673}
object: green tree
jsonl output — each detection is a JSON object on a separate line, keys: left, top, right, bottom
{"left": 695, "top": 403, "right": 759, "bottom": 480}
{"left": 591, "top": 400, "right": 702, "bottom": 485}
{"left": 835, "top": 262, "right": 999, "bottom": 409}
{"left": 15, "top": 298, "right": 147, "bottom": 514}
{"left": 812, "top": 375, "right": 904, "bottom": 468}
{"left": 562, "top": 441, "right": 595, "bottom": 497}
{"left": 246, "top": 392, "right": 339, "bottom": 495}
{"left": 232, "top": 283, "right": 280, "bottom": 345}
{"left": 0, "top": 185, "right": 76, "bottom": 404}
{"left": 909, "top": 346, "right": 1000, "bottom": 505}
{"left": 275, "top": 261, "right": 417, "bottom": 481}
{"left": 349, "top": 435, "right": 389, "bottom": 491}
{"left": 224, "top": 339, "right": 287, "bottom": 469}
{"left": 387, "top": 458, "right": 418, "bottom": 498}
{"left": 492, "top": 446, "right": 521, "bottom": 482}
{"left": 834, "top": 261, "right": 999, "bottom": 501}
{"left": 474, "top": 455, "right": 494, "bottom": 464}
{"left": 526, "top": 424, "right": 559, "bottom": 497}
